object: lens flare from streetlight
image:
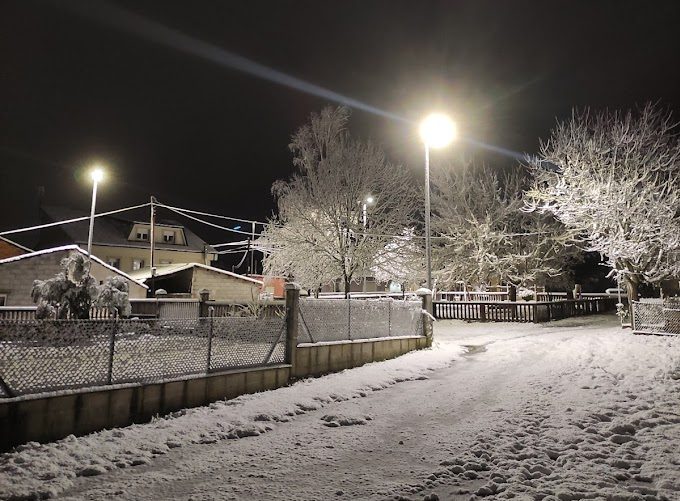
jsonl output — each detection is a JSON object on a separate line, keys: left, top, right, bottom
{"left": 90, "top": 167, "right": 104, "bottom": 183}
{"left": 419, "top": 113, "right": 457, "bottom": 148}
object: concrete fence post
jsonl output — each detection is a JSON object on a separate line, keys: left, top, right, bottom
{"left": 199, "top": 289, "right": 211, "bottom": 318}
{"left": 416, "top": 288, "right": 433, "bottom": 346}
{"left": 347, "top": 297, "right": 352, "bottom": 340}
{"left": 206, "top": 306, "right": 214, "bottom": 372}
{"left": 387, "top": 299, "right": 392, "bottom": 337}
{"left": 285, "top": 283, "right": 300, "bottom": 372}
{"left": 107, "top": 312, "right": 118, "bottom": 385}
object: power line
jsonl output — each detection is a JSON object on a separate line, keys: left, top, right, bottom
{"left": 0, "top": 198, "right": 553, "bottom": 247}
{"left": 158, "top": 204, "right": 261, "bottom": 237}
{"left": 0, "top": 202, "right": 152, "bottom": 237}
{"left": 155, "top": 203, "right": 270, "bottom": 227}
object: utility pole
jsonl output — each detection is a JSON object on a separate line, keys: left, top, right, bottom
{"left": 249, "top": 221, "right": 256, "bottom": 276}
{"left": 246, "top": 237, "right": 251, "bottom": 274}
{"left": 150, "top": 196, "right": 157, "bottom": 296}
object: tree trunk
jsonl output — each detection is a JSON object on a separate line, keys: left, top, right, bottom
{"left": 624, "top": 276, "right": 639, "bottom": 310}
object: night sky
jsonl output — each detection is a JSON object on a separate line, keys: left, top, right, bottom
{"left": 2, "top": 0, "right": 680, "bottom": 247}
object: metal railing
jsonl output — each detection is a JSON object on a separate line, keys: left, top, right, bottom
{"left": 632, "top": 300, "right": 680, "bottom": 335}
{"left": 0, "top": 299, "right": 286, "bottom": 321}
{"left": 433, "top": 298, "right": 616, "bottom": 323}
{"left": 436, "top": 291, "right": 619, "bottom": 302}
{"left": 298, "top": 298, "right": 422, "bottom": 343}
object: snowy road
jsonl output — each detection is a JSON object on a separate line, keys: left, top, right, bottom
{"left": 2, "top": 315, "right": 680, "bottom": 500}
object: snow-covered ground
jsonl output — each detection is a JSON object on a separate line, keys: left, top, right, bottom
{"left": 1, "top": 315, "right": 679, "bottom": 501}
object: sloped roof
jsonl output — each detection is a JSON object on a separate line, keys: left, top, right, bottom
{"left": 0, "top": 244, "right": 148, "bottom": 289}
{"left": 128, "top": 262, "right": 263, "bottom": 286}
{"left": 40, "top": 205, "right": 216, "bottom": 254}
{"left": 0, "top": 236, "right": 32, "bottom": 253}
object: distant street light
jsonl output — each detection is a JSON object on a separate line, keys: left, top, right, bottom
{"left": 362, "top": 195, "right": 374, "bottom": 228}
{"left": 361, "top": 195, "right": 375, "bottom": 292}
{"left": 420, "top": 113, "right": 457, "bottom": 290}
{"left": 86, "top": 166, "right": 104, "bottom": 268}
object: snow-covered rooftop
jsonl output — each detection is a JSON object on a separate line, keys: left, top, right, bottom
{"left": 0, "top": 244, "right": 148, "bottom": 289}
{"left": 127, "top": 262, "right": 263, "bottom": 285}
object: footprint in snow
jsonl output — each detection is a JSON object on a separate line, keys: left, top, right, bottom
{"left": 321, "top": 414, "right": 371, "bottom": 427}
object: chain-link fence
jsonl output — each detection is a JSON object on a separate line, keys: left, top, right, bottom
{"left": 0, "top": 315, "right": 286, "bottom": 397}
{"left": 298, "top": 298, "right": 422, "bottom": 344}
{"left": 0, "top": 296, "right": 425, "bottom": 398}
{"left": 632, "top": 300, "right": 680, "bottom": 336}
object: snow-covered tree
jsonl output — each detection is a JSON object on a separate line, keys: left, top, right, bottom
{"left": 525, "top": 104, "right": 680, "bottom": 302}
{"left": 31, "top": 253, "right": 98, "bottom": 319}
{"left": 432, "top": 162, "right": 580, "bottom": 290}
{"left": 261, "top": 107, "right": 419, "bottom": 293}
{"left": 372, "top": 228, "right": 425, "bottom": 290}
{"left": 31, "top": 253, "right": 131, "bottom": 319}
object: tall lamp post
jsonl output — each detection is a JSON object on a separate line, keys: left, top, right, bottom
{"left": 361, "top": 195, "right": 374, "bottom": 292}
{"left": 419, "top": 113, "right": 457, "bottom": 291}
{"left": 362, "top": 195, "right": 374, "bottom": 228}
{"left": 87, "top": 166, "right": 104, "bottom": 268}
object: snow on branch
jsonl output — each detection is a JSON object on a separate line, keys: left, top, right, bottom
{"left": 432, "top": 161, "right": 581, "bottom": 290}
{"left": 261, "top": 107, "right": 419, "bottom": 292}
{"left": 525, "top": 103, "right": 680, "bottom": 300}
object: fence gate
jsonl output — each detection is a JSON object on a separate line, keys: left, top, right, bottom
{"left": 632, "top": 301, "right": 680, "bottom": 335}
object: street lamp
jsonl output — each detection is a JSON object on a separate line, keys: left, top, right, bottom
{"left": 361, "top": 195, "right": 375, "bottom": 292}
{"left": 362, "top": 195, "right": 374, "bottom": 228}
{"left": 419, "top": 113, "right": 457, "bottom": 290}
{"left": 86, "top": 166, "right": 104, "bottom": 267}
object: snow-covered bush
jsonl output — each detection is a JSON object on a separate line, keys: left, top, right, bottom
{"left": 95, "top": 276, "right": 132, "bottom": 318}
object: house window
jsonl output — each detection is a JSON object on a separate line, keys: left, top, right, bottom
{"left": 136, "top": 228, "right": 149, "bottom": 241}
{"left": 132, "top": 259, "right": 145, "bottom": 271}
{"left": 0, "top": 294, "right": 6, "bottom": 306}
{"left": 106, "top": 257, "right": 121, "bottom": 269}
{"left": 163, "top": 230, "right": 175, "bottom": 243}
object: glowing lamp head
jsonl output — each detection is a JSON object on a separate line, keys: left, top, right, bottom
{"left": 365, "top": 196, "right": 374, "bottom": 204}
{"left": 419, "top": 113, "right": 457, "bottom": 148}
{"left": 90, "top": 167, "right": 104, "bottom": 183}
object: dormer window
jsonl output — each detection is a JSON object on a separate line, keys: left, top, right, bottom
{"left": 136, "top": 228, "right": 149, "bottom": 241}
{"left": 163, "top": 230, "right": 175, "bottom": 243}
